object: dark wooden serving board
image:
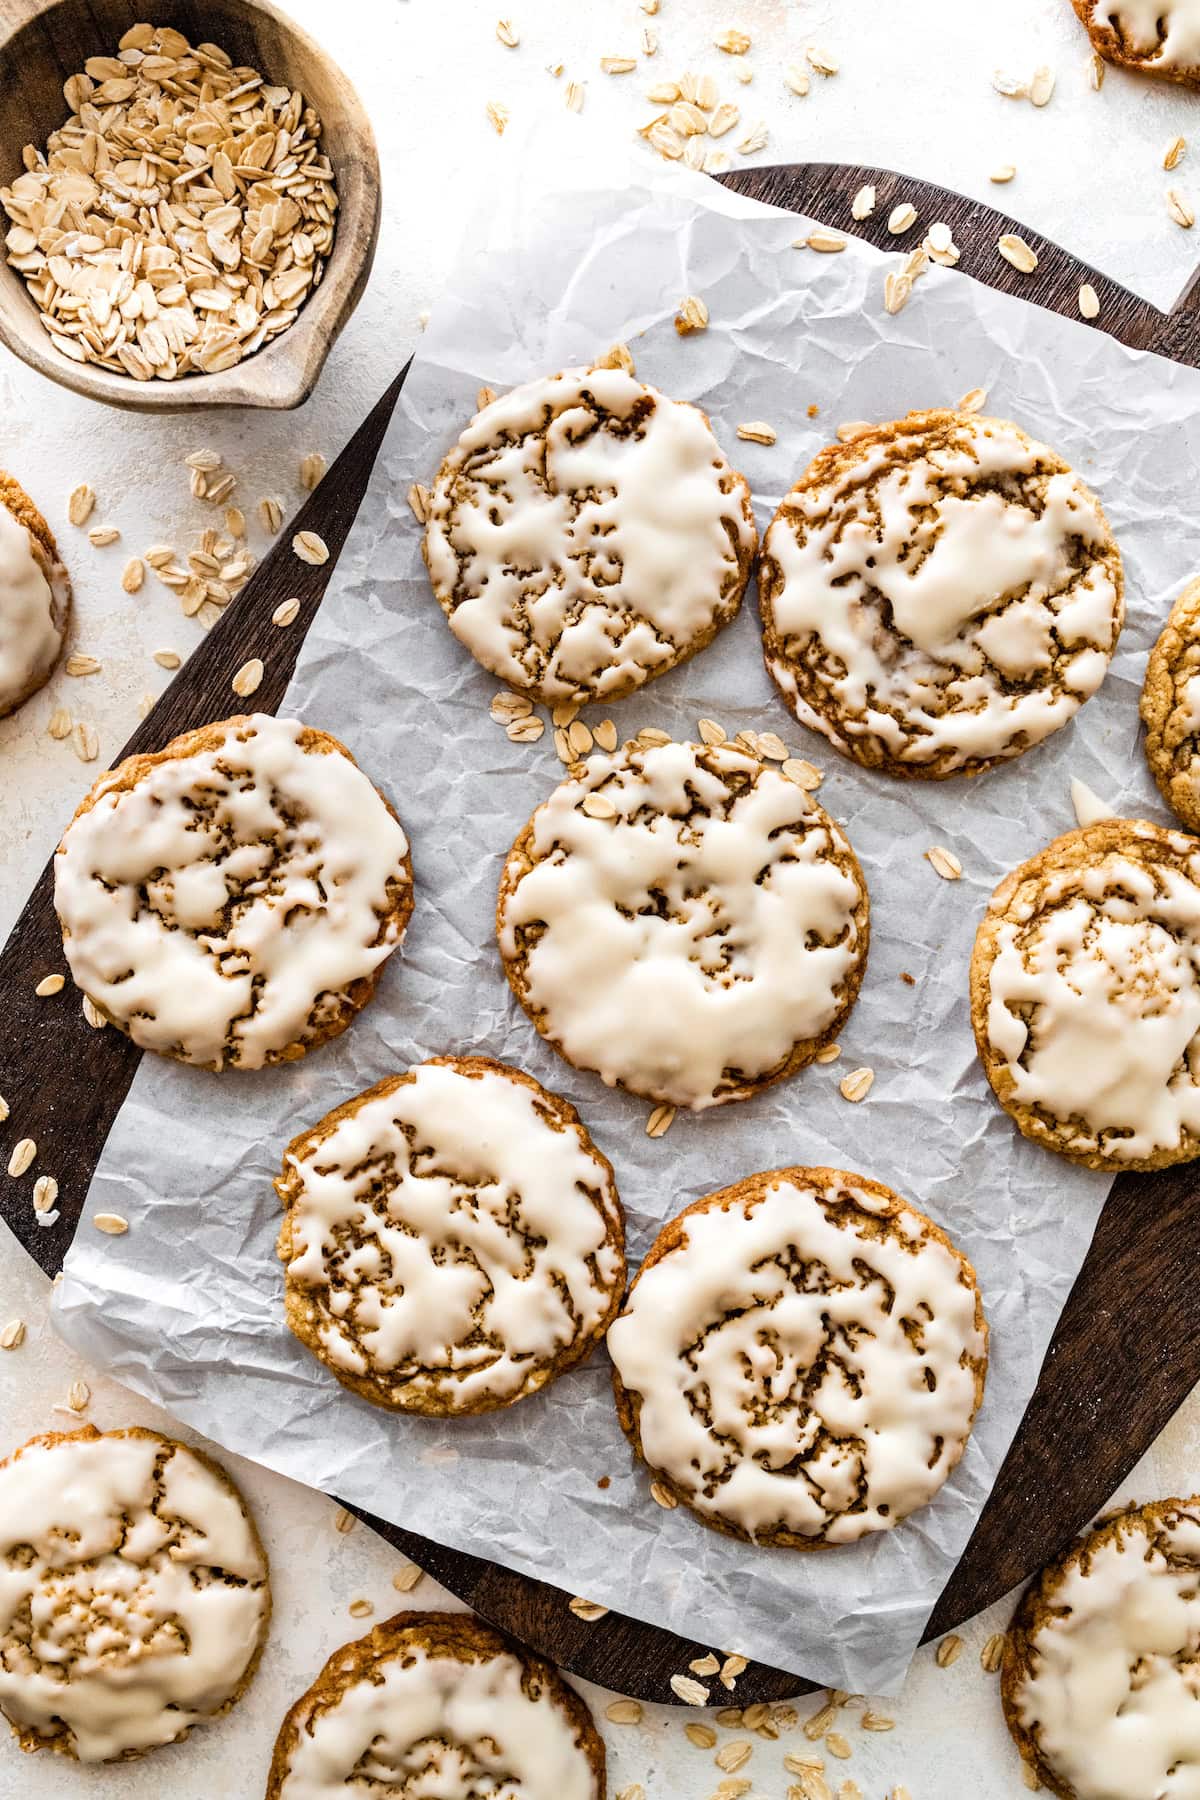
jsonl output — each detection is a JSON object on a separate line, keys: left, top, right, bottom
{"left": 3, "top": 163, "right": 1200, "bottom": 1709}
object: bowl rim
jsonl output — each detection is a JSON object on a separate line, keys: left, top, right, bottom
{"left": 0, "top": 0, "right": 381, "bottom": 411}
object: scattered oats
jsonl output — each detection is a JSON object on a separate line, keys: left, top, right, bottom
{"left": 231, "top": 657, "right": 264, "bottom": 698}
{"left": 686, "top": 1720, "right": 718, "bottom": 1747}
{"left": 646, "top": 119, "right": 685, "bottom": 159}
{"left": 93, "top": 1212, "right": 129, "bottom": 1235}
{"left": 594, "top": 719, "right": 618, "bottom": 751}
{"left": 34, "top": 974, "right": 65, "bottom": 997}
{"left": 650, "top": 1479, "right": 678, "bottom": 1509}
{"left": 698, "top": 717, "right": 727, "bottom": 745}
{"left": 883, "top": 272, "right": 912, "bottom": 315}
{"left": 785, "top": 65, "right": 811, "bottom": 97}
{"left": 716, "top": 28, "right": 751, "bottom": 53}
{"left": 1030, "top": 64, "right": 1055, "bottom": 106}
{"left": 756, "top": 732, "right": 788, "bottom": 760}
{"left": 737, "top": 123, "right": 769, "bottom": 155}
{"left": 992, "top": 69, "right": 1029, "bottom": 98}
{"left": 121, "top": 557, "right": 145, "bottom": 595}
{"left": 936, "top": 1632, "right": 963, "bottom": 1667}
{"left": 407, "top": 483, "right": 431, "bottom": 525}
{"left": 1168, "top": 187, "right": 1195, "bottom": 228}
{"left": 925, "top": 844, "right": 962, "bottom": 880}
{"left": 1021, "top": 1763, "right": 1042, "bottom": 1791}
{"left": 861, "top": 1710, "right": 895, "bottom": 1730}
{"left": 737, "top": 421, "right": 776, "bottom": 444}
{"left": 825, "top": 1732, "right": 851, "bottom": 1759}
{"left": 81, "top": 996, "right": 106, "bottom": 1029}
{"left": 206, "top": 473, "right": 237, "bottom": 505}
{"left": 641, "top": 0, "right": 659, "bottom": 10}
{"left": 927, "top": 221, "right": 953, "bottom": 254}
{"left": 648, "top": 80, "right": 681, "bottom": 103}
{"left": 0, "top": 1097, "right": 8, "bottom": 1124}
{"left": 490, "top": 689, "right": 532, "bottom": 722}
{"left": 998, "top": 233, "right": 1038, "bottom": 272}
{"left": 708, "top": 102, "right": 740, "bottom": 138}
{"left": 836, "top": 422, "right": 872, "bottom": 444}
{"left": 605, "top": 1698, "right": 643, "bottom": 1725}
{"left": 785, "top": 1752, "right": 829, "bottom": 1776}
{"left": 837, "top": 1784, "right": 863, "bottom": 1800}
{"left": 67, "top": 484, "right": 95, "bottom": 527}
{"left": 720, "top": 1653, "right": 748, "bottom": 1687}
{"left": 87, "top": 525, "right": 119, "bottom": 547}
{"left": 815, "top": 1042, "right": 841, "bottom": 1064}
{"left": 190, "top": 468, "right": 210, "bottom": 500}
{"left": 258, "top": 496, "right": 283, "bottom": 535}
{"left": 891, "top": 1791, "right": 913, "bottom": 1800}
{"left": 333, "top": 1506, "right": 356, "bottom": 1534}
{"left": 73, "top": 721, "right": 98, "bottom": 762}
{"left": 65, "top": 654, "right": 101, "bottom": 677}
{"left": 144, "top": 545, "right": 175, "bottom": 569}
{"left": 507, "top": 715, "right": 545, "bottom": 743}
{"left": 226, "top": 507, "right": 246, "bottom": 539}
{"left": 300, "top": 452, "right": 327, "bottom": 491}
{"left": 185, "top": 450, "right": 221, "bottom": 474}
{"left": 0, "top": 1320, "right": 25, "bottom": 1351}
{"left": 804, "top": 1702, "right": 841, "bottom": 1740}
{"left": 617, "top": 1788, "right": 646, "bottom": 1800}
{"left": 348, "top": 1597, "right": 373, "bottom": 1618}
{"left": 496, "top": 17, "right": 519, "bottom": 47}
{"left": 137, "top": 693, "right": 155, "bottom": 719}
{"left": 805, "top": 228, "right": 847, "bottom": 253}
{"left": 672, "top": 101, "right": 709, "bottom": 139}
{"left": 1088, "top": 50, "right": 1105, "bottom": 88}
{"left": 47, "top": 706, "right": 72, "bottom": 739}
{"left": 671, "top": 1674, "right": 709, "bottom": 1706}
{"left": 851, "top": 184, "right": 876, "bottom": 220}
{"left": 568, "top": 1596, "right": 609, "bottom": 1621}
{"left": 676, "top": 294, "right": 709, "bottom": 334}
{"left": 839, "top": 1067, "right": 874, "bottom": 1103}
{"left": 795, "top": 1776, "right": 834, "bottom": 1800}
{"left": 66, "top": 1379, "right": 90, "bottom": 1413}
{"left": 646, "top": 1103, "right": 676, "bottom": 1138}
{"left": 601, "top": 56, "right": 638, "bottom": 74}
{"left": 553, "top": 727, "right": 572, "bottom": 763}
{"left": 272, "top": 598, "right": 301, "bottom": 628}
{"left": 1166, "top": 135, "right": 1187, "bottom": 170}
{"left": 293, "top": 529, "right": 329, "bottom": 565}
{"left": 597, "top": 341, "right": 635, "bottom": 374}
{"left": 566, "top": 80, "right": 585, "bottom": 112}
{"left": 153, "top": 649, "right": 182, "bottom": 670}
{"left": 689, "top": 1653, "right": 721, "bottom": 1678}
{"left": 33, "top": 1175, "right": 58, "bottom": 1212}
{"left": 806, "top": 45, "right": 838, "bottom": 76}
{"left": 392, "top": 1561, "right": 424, "bottom": 1591}
{"left": 959, "top": 386, "right": 987, "bottom": 414}
{"left": 717, "top": 1741, "right": 753, "bottom": 1773}
{"left": 486, "top": 99, "right": 510, "bottom": 133}
{"left": 990, "top": 163, "right": 1016, "bottom": 183}
{"left": 642, "top": 26, "right": 658, "bottom": 56}
{"left": 695, "top": 74, "right": 719, "bottom": 110}
{"left": 887, "top": 202, "right": 917, "bottom": 235}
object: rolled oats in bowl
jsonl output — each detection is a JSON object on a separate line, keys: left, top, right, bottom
{"left": 0, "top": 23, "right": 338, "bottom": 381}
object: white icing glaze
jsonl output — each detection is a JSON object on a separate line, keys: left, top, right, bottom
{"left": 986, "top": 839, "right": 1200, "bottom": 1161}
{"left": 1070, "top": 777, "right": 1117, "bottom": 827}
{"left": 0, "top": 503, "right": 66, "bottom": 716}
{"left": 1014, "top": 1507, "right": 1200, "bottom": 1800}
{"left": 762, "top": 417, "right": 1121, "bottom": 769}
{"left": 497, "top": 740, "right": 866, "bottom": 1110}
{"left": 424, "top": 366, "right": 756, "bottom": 700}
{"left": 53, "top": 714, "right": 411, "bottom": 1071}
{"left": 0, "top": 1431, "right": 268, "bottom": 1763}
{"left": 277, "top": 1640, "right": 597, "bottom": 1800}
{"left": 281, "top": 1060, "right": 623, "bottom": 1407}
{"left": 1089, "top": 0, "right": 1200, "bottom": 67}
{"left": 607, "top": 1172, "right": 986, "bottom": 1543}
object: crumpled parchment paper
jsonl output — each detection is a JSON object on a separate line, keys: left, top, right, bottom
{"left": 54, "top": 124, "right": 1196, "bottom": 1694}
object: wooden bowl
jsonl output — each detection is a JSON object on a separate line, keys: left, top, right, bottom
{"left": 0, "top": 0, "right": 380, "bottom": 410}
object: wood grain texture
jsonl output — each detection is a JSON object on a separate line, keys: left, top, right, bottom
{"left": 0, "top": 0, "right": 380, "bottom": 410}
{"left": 2, "top": 162, "right": 1198, "bottom": 1707}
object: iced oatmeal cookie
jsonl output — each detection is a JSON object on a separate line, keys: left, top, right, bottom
{"left": 758, "top": 410, "right": 1123, "bottom": 778}
{"left": 1070, "top": 0, "right": 1200, "bottom": 85}
{"left": 0, "top": 471, "right": 70, "bottom": 719}
{"left": 608, "top": 1168, "right": 988, "bottom": 1547}
{"left": 54, "top": 712, "right": 413, "bottom": 1071}
{"left": 496, "top": 737, "right": 869, "bottom": 1111}
{"left": 422, "top": 363, "right": 757, "bottom": 704}
{"left": 1140, "top": 575, "right": 1200, "bottom": 830}
{"left": 0, "top": 1425, "right": 270, "bottom": 1762}
{"left": 276, "top": 1056, "right": 626, "bottom": 1415}
{"left": 266, "top": 1611, "right": 605, "bottom": 1799}
{"left": 971, "top": 820, "right": 1200, "bottom": 1170}
{"left": 1003, "top": 1497, "right": 1200, "bottom": 1800}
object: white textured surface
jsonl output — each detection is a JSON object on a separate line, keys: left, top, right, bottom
{"left": 1, "top": 0, "right": 1198, "bottom": 1792}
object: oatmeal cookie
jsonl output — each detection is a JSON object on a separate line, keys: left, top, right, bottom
{"left": 53, "top": 712, "right": 413, "bottom": 1071}
{"left": 422, "top": 363, "right": 757, "bottom": 705}
{"left": 608, "top": 1167, "right": 988, "bottom": 1548}
{"left": 266, "top": 1610, "right": 605, "bottom": 1799}
{"left": 971, "top": 819, "right": 1200, "bottom": 1170}
{"left": 1070, "top": 0, "right": 1200, "bottom": 85}
{"left": 0, "top": 1425, "right": 270, "bottom": 1763}
{"left": 496, "top": 737, "right": 869, "bottom": 1111}
{"left": 1003, "top": 1496, "right": 1200, "bottom": 1800}
{"left": 276, "top": 1056, "right": 626, "bottom": 1415}
{"left": 1140, "top": 575, "right": 1200, "bottom": 830}
{"left": 758, "top": 410, "right": 1123, "bottom": 778}
{"left": 0, "top": 471, "right": 70, "bottom": 719}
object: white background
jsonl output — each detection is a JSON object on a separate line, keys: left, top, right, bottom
{"left": 2, "top": 1, "right": 1199, "bottom": 1794}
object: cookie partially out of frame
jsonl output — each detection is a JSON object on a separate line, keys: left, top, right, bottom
{"left": 971, "top": 819, "right": 1200, "bottom": 1171}
{"left": 1140, "top": 575, "right": 1200, "bottom": 830}
{"left": 422, "top": 361, "right": 758, "bottom": 705}
{"left": 1071, "top": 0, "right": 1200, "bottom": 86}
{"left": 0, "top": 1425, "right": 270, "bottom": 1763}
{"left": 276, "top": 1055, "right": 626, "bottom": 1415}
{"left": 758, "top": 410, "right": 1123, "bottom": 779}
{"left": 266, "top": 1611, "right": 606, "bottom": 1799}
{"left": 497, "top": 737, "right": 869, "bottom": 1111}
{"left": 53, "top": 712, "right": 414, "bottom": 1071}
{"left": 0, "top": 470, "right": 70, "bottom": 719}
{"left": 608, "top": 1167, "right": 987, "bottom": 1548}
{"left": 1003, "top": 1496, "right": 1200, "bottom": 1799}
